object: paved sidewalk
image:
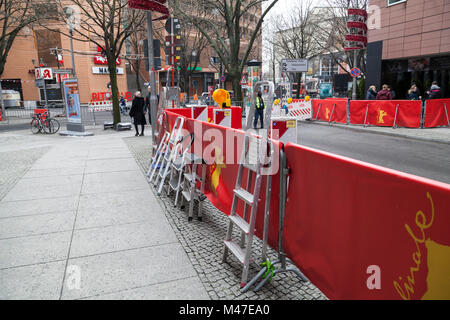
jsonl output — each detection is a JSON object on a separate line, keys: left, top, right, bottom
{"left": 303, "top": 120, "right": 450, "bottom": 144}
{"left": 0, "top": 128, "right": 209, "bottom": 300}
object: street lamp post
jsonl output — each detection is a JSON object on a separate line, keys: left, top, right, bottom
{"left": 146, "top": 11, "right": 158, "bottom": 141}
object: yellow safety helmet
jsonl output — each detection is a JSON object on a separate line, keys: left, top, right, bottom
{"left": 305, "top": 95, "right": 310, "bottom": 102}
{"left": 287, "top": 98, "right": 293, "bottom": 104}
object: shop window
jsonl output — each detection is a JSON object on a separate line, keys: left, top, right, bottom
{"left": 387, "top": 0, "right": 406, "bottom": 6}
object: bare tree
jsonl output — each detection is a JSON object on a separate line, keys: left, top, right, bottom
{"left": 173, "top": 0, "right": 279, "bottom": 103}
{"left": 0, "top": 0, "right": 38, "bottom": 76}
{"left": 269, "top": 0, "right": 323, "bottom": 98}
{"left": 45, "top": 0, "right": 147, "bottom": 125}
{"left": 313, "top": 0, "right": 368, "bottom": 77}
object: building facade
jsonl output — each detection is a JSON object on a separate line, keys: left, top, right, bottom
{"left": 366, "top": 0, "right": 450, "bottom": 98}
{"left": 1, "top": 25, "right": 129, "bottom": 105}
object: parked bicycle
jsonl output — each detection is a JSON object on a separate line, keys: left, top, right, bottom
{"left": 30, "top": 111, "right": 60, "bottom": 134}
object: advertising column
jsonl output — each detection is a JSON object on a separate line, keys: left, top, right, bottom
{"left": 63, "top": 78, "right": 84, "bottom": 132}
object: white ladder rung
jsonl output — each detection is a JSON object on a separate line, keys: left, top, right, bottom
{"left": 230, "top": 214, "right": 250, "bottom": 234}
{"left": 184, "top": 173, "right": 203, "bottom": 183}
{"left": 234, "top": 188, "right": 254, "bottom": 205}
{"left": 223, "top": 240, "right": 246, "bottom": 264}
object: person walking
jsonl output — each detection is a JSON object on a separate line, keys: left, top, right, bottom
{"left": 253, "top": 91, "right": 265, "bottom": 129}
{"left": 366, "top": 85, "right": 377, "bottom": 100}
{"left": 120, "top": 95, "right": 126, "bottom": 114}
{"left": 426, "top": 81, "right": 442, "bottom": 99}
{"left": 376, "top": 84, "right": 393, "bottom": 100}
{"left": 129, "top": 91, "right": 147, "bottom": 136}
{"left": 407, "top": 84, "right": 421, "bottom": 100}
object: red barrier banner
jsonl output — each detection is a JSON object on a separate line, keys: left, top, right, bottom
{"left": 350, "top": 100, "right": 421, "bottom": 128}
{"left": 312, "top": 99, "right": 347, "bottom": 124}
{"left": 163, "top": 110, "right": 282, "bottom": 250}
{"left": 424, "top": 99, "right": 450, "bottom": 128}
{"left": 283, "top": 143, "right": 450, "bottom": 300}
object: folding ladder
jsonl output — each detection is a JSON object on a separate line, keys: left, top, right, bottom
{"left": 167, "top": 133, "right": 195, "bottom": 207}
{"left": 224, "top": 80, "right": 276, "bottom": 288}
{"left": 180, "top": 154, "right": 207, "bottom": 221}
{"left": 147, "top": 131, "right": 170, "bottom": 180}
{"left": 151, "top": 117, "right": 184, "bottom": 188}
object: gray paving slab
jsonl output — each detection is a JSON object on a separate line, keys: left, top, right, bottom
{"left": 84, "top": 158, "right": 140, "bottom": 174}
{"left": 0, "top": 231, "right": 71, "bottom": 269}
{"left": 0, "top": 211, "right": 75, "bottom": 239}
{"left": 22, "top": 167, "right": 86, "bottom": 179}
{"left": 87, "top": 151, "right": 133, "bottom": 160}
{"left": 77, "top": 189, "right": 155, "bottom": 211}
{"left": 0, "top": 196, "right": 79, "bottom": 218}
{"left": 82, "top": 277, "right": 210, "bottom": 300}
{"left": 61, "top": 243, "right": 199, "bottom": 300}
{"left": 0, "top": 260, "right": 66, "bottom": 300}
{"left": 31, "top": 159, "right": 87, "bottom": 170}
{"left": 75, "top": 203, "right": 158, "bottom": 229}
{"left": 81, "top": 170, "right": 149, "bottom": 195}
{"left": 17, "top": 174, "right": 83, "bottom": 188}
{"left": 2, "top": 182, "right": 82, "bottom": 202}
{"left": 70, "top": 221, "right": 178, "bottom": 258}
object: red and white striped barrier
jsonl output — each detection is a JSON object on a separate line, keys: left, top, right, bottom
{"left": 270, "top": 117, "right": 298, "bottom": 144}
{"left": 189, "top": 105, "right": 208, "bottom": 122}
{"left": 213, "top": 109, "right": 232, "bottom": 127}
{"left": 286, "top": 100, "right": 312, "bottom": 120}
{"left": 88, "top": 101, "right": 113, "bottom": 112}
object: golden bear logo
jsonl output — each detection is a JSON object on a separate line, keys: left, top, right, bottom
{"left": 209, "top": 147, "right": 226, "bottom": 195}
{"left": 393, "top": 192, "right": 450, "bottom": 300}
{"left": 325, "top": 108, "right": 330, "bottom": 120}
{"left": 421, "top": 240, "right": 450, "bottom": 300}
{"left": 377, "top": 109, "right": 387, "bottom": 124}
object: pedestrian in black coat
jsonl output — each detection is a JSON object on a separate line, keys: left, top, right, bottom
{"left": 129, "top": 91, "right": 147, "bottom": 136}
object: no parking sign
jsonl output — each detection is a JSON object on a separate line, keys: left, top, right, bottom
{"left": 350, "top": 67, "right": 361, "bottom": 78}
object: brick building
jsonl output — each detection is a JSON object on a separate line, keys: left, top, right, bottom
{"left": 366, "top": 0, "right": 450, "bottom": 98}
{"left": 1, "top": 25, "right": 129, "bottom": 105}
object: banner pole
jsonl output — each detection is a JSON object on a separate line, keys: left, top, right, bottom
{"left": 329, "top": 103, "right": 336, "bottom": 125}
{"left": 315, "top": 103, "right": 322, "bottom": 120}
{"left": 444, "top": 103, "right": 450, "bottom": 127}
{"left": 363, "top": 103, "right": 369, "bottom": 127}
{"left": 393, "top": 103, "right": 399, "bottom": 129}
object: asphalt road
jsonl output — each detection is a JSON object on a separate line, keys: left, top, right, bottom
{"left": 296, "top": 122, "right": 450, "bottom": 184}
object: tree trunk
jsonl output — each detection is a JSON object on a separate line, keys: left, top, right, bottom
{"left": 230, "top": 71, "right": 243, "bottom": 104}
{"left": 107, "top": 56, "right": 121, "bottom": 125}
{"left": 134, "top": 60, "right": 142, "bottom": 93}
{"left": 296, "top": 73, "right": 302, "bottom": 99}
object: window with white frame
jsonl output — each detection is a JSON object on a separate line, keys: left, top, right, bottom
{"left": 387, "top": 0, "right": 406, "bottom": 6}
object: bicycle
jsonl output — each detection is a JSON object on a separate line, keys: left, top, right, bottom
{"left": 30, "top": 111, "right": 61, "bottom": 134}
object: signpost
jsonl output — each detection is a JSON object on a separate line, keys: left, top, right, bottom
{"left": 345, "top": 8, "right": 367, "bottom": 100}
{"left": 280, "top": 59, "right": 308, "bottom": 73}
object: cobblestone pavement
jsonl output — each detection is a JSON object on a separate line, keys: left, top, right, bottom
{"left": 124, "top": 132, "right": 327, "bottom": 300}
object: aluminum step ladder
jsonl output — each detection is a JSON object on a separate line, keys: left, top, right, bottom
{"left": 147, "top": 131, "right": 170, "bottom": 181}
{"left": 241, "top": 148, "right": 308, "bottom": 293}
{"left": 181, "top": 154, "right": 207, "bottom": 221}
{"left": 222, "top": 133, "right": 275, "bottom": 288}
{"left": 152, "top": 117, "right": 184, "bottom": 188}
{"left": 224, "top": 80, "right": 276, "bottom": 288}
{"left": 167, "top": 133, "right": 195, "bottom": 207}
{"left": 157, "top": 131, "right": 193, "bottom": 196}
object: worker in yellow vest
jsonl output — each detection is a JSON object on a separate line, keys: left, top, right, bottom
{"left": 254, "top": 91, "right": 265, "bottom": 129}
